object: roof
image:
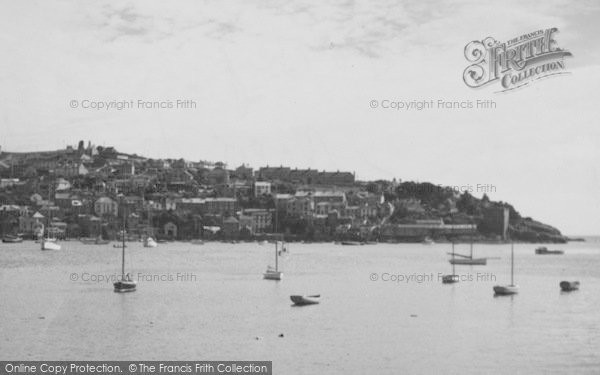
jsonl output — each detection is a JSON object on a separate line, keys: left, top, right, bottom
{"left": 95, "top": 197, "right": 115, "bottom": 203}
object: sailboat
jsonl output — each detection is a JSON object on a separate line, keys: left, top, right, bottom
{"left": 114, "top": 214, "right": 136, "bottom": 293}
{"left": 264, "top": 191, "right": 283, "bottom": 280}
{"left": 493, "top": 242, "right": 518, "bottom": 295}
{"left": 263, "top": 238, "right": 283, "bottom": 280}
{"left": 41, "top": 184, "right": 61, "bottom": 251}
{"left": 143, "top": 200, "right": 158, "bottom": 248}
{"left": 442, "top": 242, "right": 459, "bottom": 284}
{"left": 448, "top": 241, "right": 486, "bottom": 265}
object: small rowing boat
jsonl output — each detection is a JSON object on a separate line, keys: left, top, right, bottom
{"left": 535, "top": 246, "right": 564, "bottom": 255}
{"left": 559, "top": 281, "right": 580, "bottom": 292}
{"left": 290, "top": 295, "right": 320, "bottom": 306}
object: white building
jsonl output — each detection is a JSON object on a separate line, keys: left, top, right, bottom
{"left": 254, "top": 181, "right": 272, "bottom": 197}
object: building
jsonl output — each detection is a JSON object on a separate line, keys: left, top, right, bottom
{"left": 239, "top": 209, "right": 272, "bottom": 233}
{"left": 164, "top": 222, "right": 178, "bottom": 238}
{"left": 480, "top": 206, "right": 510, "bottom": 240}
{"left": 206, "top": 166, "right": 230, "bottom": 186}
{"left": 203, "top": 198, "right": 237, "bottom": 216}
{"left": 94, "top": 197, "right": 118, "bottom": 217}
{"left": 286, "top": 196, "right": 314, "bottom": 218}
{"left": 256, "top": 166, "right": 291, "bottom": 181}
{"left": 254, "top": 181, "right": 271, "bottom": 197}
{"left": 222, "top": 216, "right": 240, "bottom": 238}
{"left": 380, "top": 222, "right": 477, "bottom": 240}
{"left": 18, "top": 211, "right": 45, "bottom": 237}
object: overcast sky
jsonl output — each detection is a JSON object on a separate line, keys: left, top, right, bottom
{"left": 1, "top": 0, "right": 599, "bottom": 235}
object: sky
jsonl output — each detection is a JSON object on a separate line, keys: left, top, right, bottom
{"left": 0, "top": 0, "right": 599, "bottom": 235}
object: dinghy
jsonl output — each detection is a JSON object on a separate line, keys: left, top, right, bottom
{"left": 290, "top": 295, "right": 320, "bottom": 306}
{"left": 559, "top": 281, "right": 580, "bottom": 292}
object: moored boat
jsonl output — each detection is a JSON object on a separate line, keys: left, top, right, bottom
{"left": 340, "top": 241, "right": 362, "bottom": 246}
{"left": 493, "top": 285, "right": 519, "bottom": 295}
{"left": 559, "top": 281, "right": 580, "bottom": 292}
{"left": 114, "top": 210, "right": 136, "bottom": 293}
{"left": 290, "top": 295, "right": 320, "bottom": 306}
{"left": 2, "top": 235, "right": 23, "bottom": 243}
{"left": 143, "top": 236, "right": 158, "bottom": 248}
{"left": 41, "top": 238, "right": 61, "bottom": 251}
{"left": 442, "top": 243, "right": 460, "bottom": 284}
{"left": 422, "top": 237, "right": 434, "bottom": 245}
{"left": 263, "top": 243, "right": 283, "bottom": 280}
{"left": 449, "top": 257, "right": 487, "bottom": 265}
{"left": 535, "top": 247, "right": 564, "bottom": 255}
{"left": 493, "top": 242, "right": 519, "bottom": 296}
{"left": 81, "top": 237, "right": 110, "bottom": 245}
{"left": 263, "top": 267, "right": 283, "bottom": 281}
{"left": 448, "top": 242, "right": 487, "bottom": 265}
{"left": 114, "top": 277, "right": 137, "bottom": 293}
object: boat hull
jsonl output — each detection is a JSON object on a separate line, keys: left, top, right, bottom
{"left": 535, "top": 250, "right": 564, "bottom": 255}
{"left": 493, "top": 285, "right": 519, "bottom": 295}
{"left": 263, "top": 271, "right": 282, "bottom": 280}
{"left": 560, "top": 281, "right": 580, "bottom": 292}
{"left": 113, "top": 281, "right": 137, "bottom": 293}
{"left": 41, "top": 240, "right": 61, "bottom": 251}
{"left": 450, "top": 258, "right": 487, "bottom": 265}
{"left": 535, "top": 247, "right": 564, "bottom": 255}
{"left": 441, "top": 274, "right": 459, "bottom": 284}
{"left": 290, "top": 295, "right": 320, "bottom": 306}
{"left": 144, "top": 238, "right": 158, "bottom": 248}
{"left": 2, "top": 236, "right": 23, "bottom": 243}
{"left": 81, "top": 238, "right": 110, "bottom": 245}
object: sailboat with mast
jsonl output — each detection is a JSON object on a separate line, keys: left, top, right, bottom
{"left": 263, "top": 238, "right": 283, "bottom": 280}
{"left": 114, "top": 211, "right": 136, "bottom": 293}
{"left": 41, "top": 182, "right": 61, "bottom": 251}
{"left": 263, "top": 190, "right": 283, "bottom": 280}
{"left": 442, "top": 242, "right": 459, "bottom": 284}
{"left": 448, "top": 240, "right": 486, "bottom": 265}
{"left": 143, "top": 198, "right": 157, "bottom": 248}
{"left": 493, "top": 242, "right": 518, "bottom": 295}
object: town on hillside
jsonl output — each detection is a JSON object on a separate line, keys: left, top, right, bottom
{"left": 0, "top": 141, "right": 567, "bottom": 243}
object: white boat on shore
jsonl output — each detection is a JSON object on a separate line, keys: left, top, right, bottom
{"left": 41, "top": 238, "right": 61, "bottom": 251}
{"left": 143, "top": 237, "right": 158, "bottom": 248}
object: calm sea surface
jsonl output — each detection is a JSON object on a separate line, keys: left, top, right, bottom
{"left": 1, "top": 240, "right": 599, "bottom": 374}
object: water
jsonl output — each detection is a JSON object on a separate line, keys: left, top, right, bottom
{"left": 1, "top": 240, "right": 599, "bottom": 374}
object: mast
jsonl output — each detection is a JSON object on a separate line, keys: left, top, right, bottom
{"left": 121, "top": 206, "right": 126, "bottom": 278}
{"left": 275, "top": 241, "right": 278, "bottom": 272}
{"left": 510, "top": 242, "right": 514, "bottom": 286}
{"left": 451, "top": 242, "right": 455, "bottom": 275}
{"left": 469, "top": 240, "right": 473, "bottom": 259}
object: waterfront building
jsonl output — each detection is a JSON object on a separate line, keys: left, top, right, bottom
{"left": 94, "top": 197, "right": 118, "bottom": 217}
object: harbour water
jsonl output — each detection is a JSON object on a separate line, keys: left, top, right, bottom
{"left": 1, "top": 241, "right": 599, "bottom": 374}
